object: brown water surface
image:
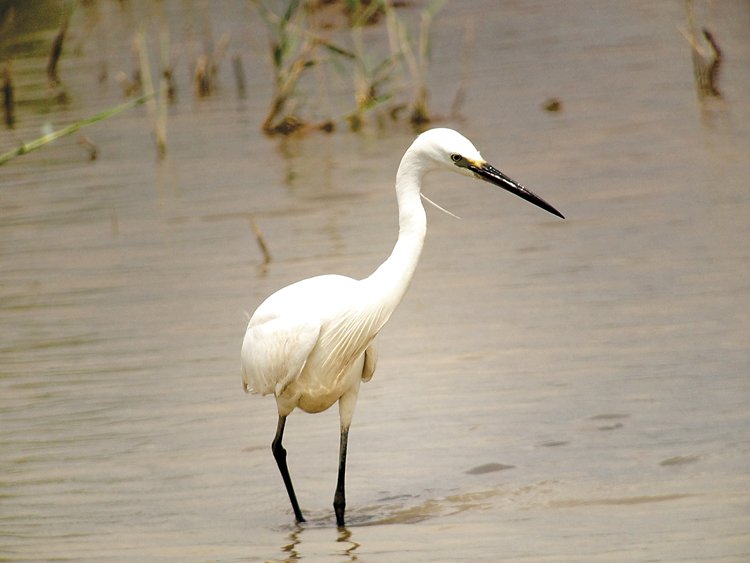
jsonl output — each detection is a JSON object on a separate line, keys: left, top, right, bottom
{"left": 1, "top": 1, "right": 749, "bottom": 561}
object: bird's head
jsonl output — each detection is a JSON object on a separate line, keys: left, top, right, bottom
{"left": 413, "top": 128, "right": 564, "bottom": 219}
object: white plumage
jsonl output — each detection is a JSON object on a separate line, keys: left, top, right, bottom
{"left": 241, "top": 128, "right": 563, "bottom": 527}
{"left": 241, "top": 274, "right": 381, "bottom": 416}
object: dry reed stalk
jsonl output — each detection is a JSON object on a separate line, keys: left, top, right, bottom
{"left": 232, "top": 53, "right": 247, "bottom": 99}
{"left": 384, "top": 0, "right": 446, "bottom": 126}
{"left": 135, "top": 30, "right": 167, "bottom": 158}
{"left": 249, "top": 216, "right": 272, "bottom": 266}
{"left": 683, "top": 0, "right": 722, "bottom": 98}
{"left": 2, "top": 62, "right": 13, "bottom": 128}
{"left": 47, "top": 15, "right": 69, "bottom": 86}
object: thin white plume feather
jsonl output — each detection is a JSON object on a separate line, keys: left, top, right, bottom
{"left": 420, "top": 192, "right": 462, "bottom": 220}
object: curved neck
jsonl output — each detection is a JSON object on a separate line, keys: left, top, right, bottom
{"left": 362, "top": 147, "right": 428, "bottom": 316}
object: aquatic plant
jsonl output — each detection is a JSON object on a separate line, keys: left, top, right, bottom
{"left": 195, "top": 32, "right": 231, "bottom": 97}
{"left": 0, "top": 94, "right": 152, "bottom": 166}
{"left": 335, "top": 0, "right": 395, "bottom": 130}
{"left": 385, "top": 0, "right": 446, "bottom": 125}
{"left": 255, "top": 0, "right": 317, "bottom": 134}
{"left": 253, "top": 0, "right": 449, "bottom": 133}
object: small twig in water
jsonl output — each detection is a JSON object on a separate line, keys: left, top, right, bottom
{"left": 115, "top": 70, "right": 140, "bottom": 97}
{"left": 47, "top": 15, "right": 70, "bottom": 86}
{"left": 2, "top": 62, "right": 14, "bottom": 128}
{"left": 249, "top": 216, "right": 272, "bottom": 266}
{"left": 682, "top": 1, "right": 722, "bottom": 99}
{"left": 78, "top": 135, "right": 98, "bottom": 160}
{"left": 232, "top": 53, "right": 247, "bottom": 99}
{"left": 701, "top": 28, "right": 722, "bottom": 97}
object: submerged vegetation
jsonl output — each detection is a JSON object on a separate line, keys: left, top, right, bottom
{"left": 0, "top": 0, "right": 456, "bottom": 161}
{"left": 0, "top": 1, "right": 456, "bottom": 170}
{"left": 254, "top": 0, "right": 448, "bottom": 135}
{"left": 254, "top": 0, "right": 321, "bottom": 134}
{"left": 0, "top": 0, "right": 738, "bottom": 162}
{"left": 385, "top": 0, "right": 446, "bottom": 125}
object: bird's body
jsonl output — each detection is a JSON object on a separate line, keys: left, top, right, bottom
{"left": 242, "top": 273, "right": 381, "bottom": 417}
{"left": 241, "top": 128, "right": 563, "bottom": 527}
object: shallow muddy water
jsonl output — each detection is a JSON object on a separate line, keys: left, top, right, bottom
{"left": 1, "top": 1, "right": 749, "bottom": 561}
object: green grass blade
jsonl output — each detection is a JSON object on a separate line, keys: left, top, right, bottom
{"left": 0, "top": 93, "right": 153, "bottom": 166}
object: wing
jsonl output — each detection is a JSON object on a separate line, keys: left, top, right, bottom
{"left": 316, "top": 296, "right": 386, "bottom": 388}
{"left": 241, "top": 311, "right": 321, "bottom": 396}
{"left": 242, "top": 274, "right": 387, "bottom": 397}
{"left": 241, "top": 274, "right": 355, "bottom": 396}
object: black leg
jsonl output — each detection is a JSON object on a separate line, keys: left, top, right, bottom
{"left": 271, "top": 415, "right": 305, "bottom": 523}
{"left": 333, "top": 427, "right": 349, "bottom": 527}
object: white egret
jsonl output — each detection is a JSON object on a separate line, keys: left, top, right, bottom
{"left": 241, "top": 128, "right": 564, "bottom": 527}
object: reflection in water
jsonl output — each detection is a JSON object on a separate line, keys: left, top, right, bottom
{"left": 279, "top": 525, "right": 302, "bottom": 562}
{"left": 274, "top": 524, "right": 360, "bottom": 562}
{"left": 337, "top": 527, "right": 361, "bottom": 560}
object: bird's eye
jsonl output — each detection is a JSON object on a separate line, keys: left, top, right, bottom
{"left": 450, "top": 154, "right": 462, "bottom": 163}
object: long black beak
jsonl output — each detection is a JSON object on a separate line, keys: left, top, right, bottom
{"left": 468, "top": 162, "right": 564, "bottom": 219}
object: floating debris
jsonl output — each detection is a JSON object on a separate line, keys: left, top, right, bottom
{"left": 543, "top": 97, "right": 563, "bottom": 112}
{"left": 660, "top": 455, "right": 700, "bottom": 467}
{"left": 465, "top": 462, "right": 515, "bottom": 475}
{"left": 78, "top": 135, "right": 98, "bottom": 160}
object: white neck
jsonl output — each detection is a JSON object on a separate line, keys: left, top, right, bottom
{"left": 362, "top": 145, "right": 428, "bottom": 318}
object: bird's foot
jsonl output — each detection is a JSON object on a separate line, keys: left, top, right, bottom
{"left": 334, "top": 500, "right": 346, "bottom": 527}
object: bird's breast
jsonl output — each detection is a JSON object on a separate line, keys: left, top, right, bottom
{"left": 283, "top": 351, "right": 367, "bottom": 414}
